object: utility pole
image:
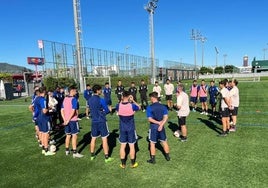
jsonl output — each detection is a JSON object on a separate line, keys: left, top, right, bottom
{"left": 73, "top": 0, "right": 84, "bottom": 92}
{"left": 144, "top": 0, "right": 158, "bottom": 84}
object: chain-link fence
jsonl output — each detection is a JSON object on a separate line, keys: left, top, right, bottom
{"left": 40, "top": 40, "right": 160, "bottom": 79}
{"left": 40, "top": 40, "right": 195, "bottom": 81}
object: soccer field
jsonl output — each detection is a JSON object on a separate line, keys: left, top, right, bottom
{"left": 0, "top": 81, "right": 267, "bottom": 188}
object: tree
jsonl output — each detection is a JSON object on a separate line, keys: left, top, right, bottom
{"left": 0, "top": 73, "right": 12, "bottom": 82}
{"left": 43, "top": 77, "right": 77, "bottom": 91}
{"left": 215, "top": 67, "right": 223, "bottom": 74}
{"left": 199, "top": 67, "right": 213, "bottom": 75}
{"left": 225, "top": 65, "right": 235, "bottom": 73}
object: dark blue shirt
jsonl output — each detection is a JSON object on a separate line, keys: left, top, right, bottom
{"left": 88, "top": 95, "right": 110, "bottom": 123}
{"left": 32, "top": 96, "right": 40, "bottom": 119}
{"left": 146, "top": 102, "right": 168, "bottom": 129}
{"left": 53, "top": 91, "right": 65, "bottom": 105}
{"left": 83, "top": 89, "right": 93, "bottom": 101}
{"left": 209, "top": 85, "right": 219, "bottom": 98}
{"left": 37, "top": 96, "right": 50, "bottom": 121}
{"left": 103, "top": 87, "right": 112, "bottom": 100}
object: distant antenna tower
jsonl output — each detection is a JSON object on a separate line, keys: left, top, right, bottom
{"left": 73, "top": 0, "right": 85, "bottom": 92}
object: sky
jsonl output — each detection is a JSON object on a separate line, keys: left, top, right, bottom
{"left": 0, "top": 0, "right": 268, "bottom": 70}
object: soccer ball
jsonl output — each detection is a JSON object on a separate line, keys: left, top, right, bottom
{"left": 49, "top": 144, "right": 57, "bottom": 152}
{"left": 173, "top": 131, "right": 180, "bottom": 138}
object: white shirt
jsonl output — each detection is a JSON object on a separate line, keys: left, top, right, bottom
{"left": 230, "top": 86, "right": 239, "bottom": 107}
{"left": 220, "top": 87, "right": 230, "bottom": 108}
{"left": 164, "top": 83, "right": 174, "bottom": 95}
{"left": 153, "top": 85, "right": 162, "bottom": 97}
{"left": 48, "top": 95, "right": 58, "bottom": 112}
{"left": 176, "top": 91, "right": 190, "bottom": 117}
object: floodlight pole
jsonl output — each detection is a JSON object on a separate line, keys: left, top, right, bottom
{"left": 125, "top": 45, "right": 130, "bottom": 75}
{"left": 73, "top": 0, "right": 84, "bottom": 92}
{"left": 223, "top": 54, "right": 227, "bottom": 74}
{"left": 200, "top": 36, "right": 207, "bottom": 67}
{"left": 215, "top": 47, "right": 219, "bottom": 67}
{"left": 191, "top": 29, "right": 201, "bottom": 78}
{"left": 263, "top": 48, "right": 267, "bottom": 60}
{"left": 145, "top": 0, "right": 158, "bottom": 84}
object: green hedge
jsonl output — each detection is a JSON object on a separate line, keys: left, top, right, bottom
{"left": 43, "top": 77, "right": 77, "bottom": 91}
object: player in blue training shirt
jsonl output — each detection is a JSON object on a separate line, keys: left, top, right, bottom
{"left": 36, "top": 87, "right": 55, "bottom": 156}
{"left": 28, "top": 86, "right": 40, "bottom": 145}
{"left": 116, "top": 91, "right": 141, "bottom": 169}
{"left": 88, "top": 84, "right": 113, "bottom": 163}
{"left": 84, "top": 84, "right": 93, "bottom": 119}
{"left": 146, "top": 92, "right": 170, "bottom": 164}
{"left": 103, "top": 82, "right": 112, "bottom": 108}
{"left": 208, "top": 80, "right": 219, "bottom": 117}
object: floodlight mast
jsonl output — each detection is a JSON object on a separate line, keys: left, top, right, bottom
{"left": 73, "top": 0, "right": 85, "bottom": 92}
{"left": 190, "top": 29, "right": 201, "bottom": 79}
{"left": 145, "top": 0, "right": 158, "bottom": 84}
{"left": 215, "top": 46, "right": 219, "bottom": 67}
{"left": 223, "top": 54, "right": 227, "bottom": 74}
{"left": 200, "top": 36, "right": 207, "bottom": 67}
{"left": 263, "top": 48, "right": 267, "bottom": 60}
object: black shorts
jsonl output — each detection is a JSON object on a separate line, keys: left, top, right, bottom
{"left": 178, "top": 116, "right": 187, "bottom": 126}
{"left": 166, "top": 95, "right": 172, "bottom": 101}
{"left": 220, "top": 108, "right": 230, "bottom": 117}
{"left": 230, "top": 107, "right": 238, "bottom": 116}
{"left": 117, "top": 94, "right": 122, "bottom": 100}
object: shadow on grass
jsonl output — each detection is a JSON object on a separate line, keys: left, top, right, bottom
{"left": 209, "top": 115, "right": 222, "bottom": 125}
{"left": 122, "top": 135, "right": 142, "bottom": 161}
{"left": 77, "top": 131, "right": 92, "bottom": 154}
{"left": 146, "top": 136, "right": 167, "bottom": 160}
{"left": 93, "top": 129, "right": 119, "bottom": 157}
{"left": 78, "top": 113, "right": 86, "bottom": 119}
{"left": 167, "top": 121, "right": 179, "bottom": 133}
{"left": 51, "top": 129, "right": 66, "bottom": 149}
{"left": 107, "top": 129, "right": 119, "bottom": 156}
{"left": 197, "top": 117, "right": 222, "bottom": 134}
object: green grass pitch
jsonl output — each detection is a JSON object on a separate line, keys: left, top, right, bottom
{"left": 0, "top": 80, "right": 267, "bottom": 188}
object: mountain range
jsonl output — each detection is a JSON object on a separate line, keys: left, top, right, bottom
{"left": 0, "top": 62, "right": 32, "bottom": 74}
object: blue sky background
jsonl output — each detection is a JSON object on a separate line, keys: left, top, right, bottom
{"left": 0, "top": 0, "right": 268, "bottom": 69}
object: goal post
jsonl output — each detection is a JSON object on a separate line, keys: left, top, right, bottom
{"left": 234, "top": 74, "right": 260, "bottom": 82}
{"left": 83, "top": 76, "right": 111, "bottom": 89}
